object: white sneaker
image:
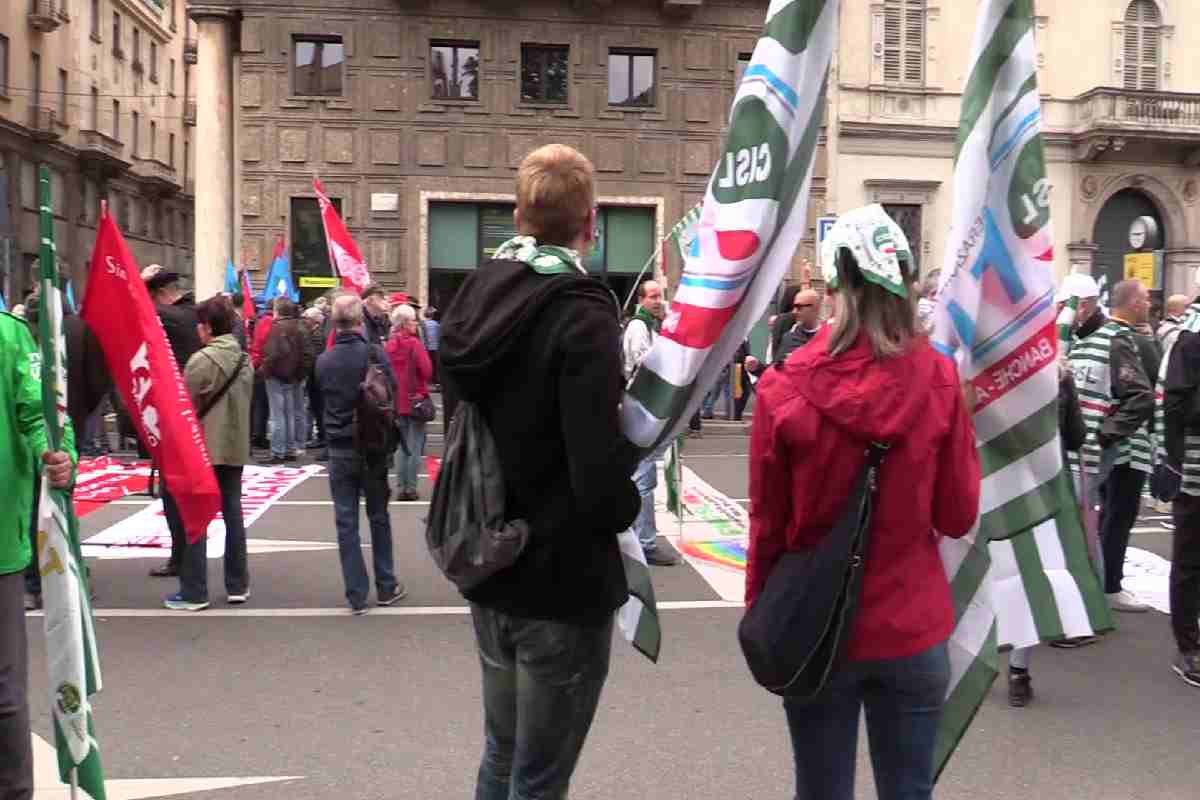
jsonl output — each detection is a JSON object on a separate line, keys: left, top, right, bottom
{"left": 1107, "top": 590, "right": 1151, "bottom": 613}
{"left": 227, "top": 591, "right": 250, "bottom": 605}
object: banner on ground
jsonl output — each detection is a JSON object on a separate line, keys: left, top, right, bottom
{"left": 82, "top": 206, "right": 221, "bottom": 543}
{"left": 617, "top": 0, "right": 837, "bottom": 663}
{"left": 314, "top": 180, "right": 371, "bottom": 294}
{"left": 35, "top": 165, "right": 108, "bottom": 800}
{"left": 928, "top": 0, "right": 1109, "bottom": 778}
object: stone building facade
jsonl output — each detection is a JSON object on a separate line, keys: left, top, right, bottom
{"left": 188, "top": 0, "right": 823, "bottom": 307}
{"left": 0, "top": 0, "right": 196, "bottom": 305}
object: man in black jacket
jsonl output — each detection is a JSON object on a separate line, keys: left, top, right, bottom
{"left": 141, "top": 265, "right": 201, "bottom": 580}
{"left": 440, "top": 144, "right": 640, "bottom": 800}
{"left": 315, "top": 294, "right": 404, "bottom": 614}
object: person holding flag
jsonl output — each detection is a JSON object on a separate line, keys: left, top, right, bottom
{"left": 0, "top": 311, "right": 76, "bottom": 800}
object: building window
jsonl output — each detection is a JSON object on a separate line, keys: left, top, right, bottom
{"left": 90, "top": 0, "right": 100, "bottom": 40}
{"left": 133, "top": 29, "right": 142, "bottom": 69}
{"left": 113, "top": 13, "right": 122, "bottom": 58}
{"left": 58, "top": 69, "right": 68, "bottom": 122}
{"left": 292, "top": 36, "right": 345, "bottom": 97}
{"left": 0, "top": 35, "right": 8, "bottom": 96}
{"left": 883, "top": 0, "right": 925, "bottom": 85}
{"left": 149, "top": 121, "right": 156, "bottom": 160}
{"left": 132, "top": 111, "right": 139, "bottom": 156}
{"left": 90, "top": 87, "right": 99, "bottom": 130}
{"left": 169, "top": 133, "right": 175, "bottom": 167}
{"left": 520, "top": 45, "right": 569, "bottom": 104}
{"left": 170, "top": 0, "right": 177, "bottom": 31}
{"left": 882, "top": 203, "right": 922, "bottom": 270}
{"left": 30, "top": 53, "right": 41, "bottom": 128}
{"left": 112, "top": 99, "right": 119, "bottom": 139}
{"left": 291, "top": 197, "right": 342, "bottom": 278}
{"left": 183, "top": 140, "right": 189, "bottom": 186}
{"left": 430, "top": 41, "right": 479, "bottom": 100}
{"left": 150, "top": 41, "right": 158, "bottom": 83}
{"left": 608, "top": 49, "right": 656, "bottom": 107}
{"left": 168, "top": 59, "right": 175, "bottom": 95}
{"left": 736, "top": 52, "right": 753, "bottom": 88}
{"left": 1124, "top": 0, "right": 1161, "bottom": 91}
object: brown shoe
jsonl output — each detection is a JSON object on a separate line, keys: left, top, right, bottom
{"left": 1008, "top": 671, "right": 1033, "bottom": 707}
{"left": 148, "top": 562, "right": 178, "bottom": 578}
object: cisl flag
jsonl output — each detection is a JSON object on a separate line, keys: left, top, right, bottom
{"left": 81, "top": 205, "right": 220, "bottom": 542}
{"left": 314, "top": 180, "right": 371, "bottom": 294}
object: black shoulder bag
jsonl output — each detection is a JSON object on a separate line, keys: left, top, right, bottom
{"left": 196, "top": 353, "right": 248, "bottom": 420}
{"left": 738, "top": 442, "right": 889, "bottom": 699}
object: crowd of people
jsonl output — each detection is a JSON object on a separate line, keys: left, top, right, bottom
{"left": 3, "top": 141, "right": 1200, "bottom": 800}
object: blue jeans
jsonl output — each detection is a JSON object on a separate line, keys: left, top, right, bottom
{"left": 701, "top": 365, "right": 732, "bottom": 418}
{"left": 328, "top": 452, "right": 396, "bottom": 609}
{"left": 471, "top": 605, "right": 612, "bottom": 800}
{"left": 783, "top": 642, "right": 950, "bottom": 800}
{"left": 394, "top": 416, "right": 427, "bottom": 494}
{"left": 179, "top": 466, "right": 249, "bottom": 603}
{"left": 632, "top": 440, "right": 671, "bottom": 553}
{"left": 265, "top": 378, "right": 304, "bottom": 457}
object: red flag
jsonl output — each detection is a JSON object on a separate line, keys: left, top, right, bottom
{"left": 314, "top": 180, "right": 371, "bottom": 294}
{"left": 239, "top": 270, "right": 255, "bottom": 339}
{"left": 81, "top": 206, "right": 220, "bottom": 543}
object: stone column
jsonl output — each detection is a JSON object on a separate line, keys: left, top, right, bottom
{"left": 1165, "top": 247, "right": 1200, "bottom": 297}
{"left": 188, "top": 5, "right": 236, "bottom": 300}
{"left": 1066, "top": 241, "right": 1099, "bottom": 277}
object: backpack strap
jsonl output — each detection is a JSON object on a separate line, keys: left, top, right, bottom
{"left": 197, "top": 353, "right": 248, "bottom": 420}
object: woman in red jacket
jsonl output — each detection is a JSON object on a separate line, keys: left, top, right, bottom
{"left": 386, "top": 304, "right": 433, "bottom": 501}
{"left": 747, "top": 205, "right": 980, "bottom": 800}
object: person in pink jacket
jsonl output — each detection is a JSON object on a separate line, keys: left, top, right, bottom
{"left": 385, "top": 303, "right": 433, "bottom": 501}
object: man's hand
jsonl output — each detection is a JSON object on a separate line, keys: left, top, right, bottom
{"left": 745, "top": 355, "right": 760, "bottom": 373}
{"left": 43, "top": 451, "right": 73, "bottom": 489}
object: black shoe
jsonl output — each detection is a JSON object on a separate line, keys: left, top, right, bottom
{"left": 251, "top": 437, "right": 270, "bottom": 450}
{"left": 305, "top": 439, "right": 325, "bottom": 450}
{"left": 378, "top": 585, "right": 408, "bottom": 606}
{"left": 315, "top": 448, "right": 328, "bottom": 462}
{"left": 1172, "top": 651, "right": 1200, "bottom": 688}
{"left": 24, "top": 594, "right": 42, "bottom": 611}
{"left": 148, "top": 562, "right": 178, "bottom": 578}
{"left": 645, "top": 546, "right": 681, "bottom": 567}
{"left": 1008, "top": 671, "right": 1033, "bottom": 707}
{"left": 258, "top": 456, "right": 286, "bottom": 466}
{"left": 1049, "top": 635, "right": 1099, "bottom": 649}
{"left": 283, "top": 453, "right": 298, "bottom": 463}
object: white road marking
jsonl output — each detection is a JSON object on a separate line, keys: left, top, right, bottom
{"left": 30, "top": 732, "right": 300, "bottom": 799}
{"left": 106, "top": 500, "right": 432, "bottom": 507}
{"left": 27, "top": 601, "right": 741, "bottom": 619}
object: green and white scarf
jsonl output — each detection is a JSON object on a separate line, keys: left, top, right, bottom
{"left": 493, "top": 236, "right": 585, "bottom": 277}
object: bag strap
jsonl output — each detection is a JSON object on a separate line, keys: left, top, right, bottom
{"left": 197, "top": 353, "right": 248, "bottom": 420}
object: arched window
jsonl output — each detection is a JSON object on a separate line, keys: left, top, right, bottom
{"left": 1124, "top": 0, "right": 1162, "bottom": 91}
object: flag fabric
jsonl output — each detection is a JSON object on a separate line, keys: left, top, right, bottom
{"left": 82, "top": 205, "right": 221, "bottom": 543}
{"left": 224, "top": 258, "right": 240, "bottom": 295}
{"left": 1056, "top": 293, "right": 1079, "bottom": 352}
{"left": 314, "top": 180, "right": 372, "bottom": 294}
{"left": 667, "top": 202, "right": 703, "bottom": 263}
{"left": 64, "top": 280, "right": 77, "bottom": 314}
{"left": 615, "top": 530, "right": 662, "bottom": 663}
{"left": 35, "top": 165, "right": 107, "bottom": 800}
{"left": 257, "top": 237, "right": 299, "bottom": 306}
{"left": 928, "top": 0, "right": 1109, "bottom": 777}
{"left": 240, "top": 270, "right": 255, "bottom": 339}
{"left": 665, "top": 437, "right": 683, "bottom": 518}
{"left": 622, "top": 0, "right": 835, "bottom": 453}
{"left": 0, "top": 291, "right": 6, "bottom": 312}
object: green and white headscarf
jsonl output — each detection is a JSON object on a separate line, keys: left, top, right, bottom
{"left": 819, "top": 204, "right": 915, "bottom": 298}
{"left": 493, "top": 235, "right": 585, "bottom": 277}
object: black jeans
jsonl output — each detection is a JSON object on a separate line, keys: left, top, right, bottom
{"left": 0, "top": 572, "right": 32, "bottom": 800}
{"left": 328, "top": 452, "right": 396, "bottom": 609}
{"left": 160, "top": 481, "right": 188, "bottom": 572}
{"left": 1171, "top": 494, "right": 1200, "bottom": 654}
{"left": 471, "top": 605, "right": 612, "bottom": 800}
{"left": 251, "top": 375, "right": 269, "bottom": 442}
{"left": 179, "top": 466, "right": 249, "bottom": 603}
{"left": 307, "top": 373, "right": 325, "bottom": 443}
{"left": 1098, "top": 464, "right": 1146, "bottom": 594}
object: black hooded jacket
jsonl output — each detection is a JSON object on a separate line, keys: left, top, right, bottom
{"left": 440, "top": 258, "right": 641, "bottom": 624}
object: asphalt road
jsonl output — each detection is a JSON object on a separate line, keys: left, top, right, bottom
{"left": 24, "top": 431, "right": 1200, "bottom": 799}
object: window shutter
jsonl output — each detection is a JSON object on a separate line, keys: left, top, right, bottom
{"left": 904, "top": 1, "right": 924, "bottom": 84}
{"left": 883, "top": 3, "right": 902, "bottom": 83}
{"left": 1141, "top": 25, "right": 1160, "bottom": 90}
{"left": 1123, "top": 1, "right": 1161, "bottom": 91}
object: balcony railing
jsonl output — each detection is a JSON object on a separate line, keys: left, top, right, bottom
{"left": 183, "top": 100, "right": 197, "bottom": 126}
{"left": 184, "top": 37, "right": 198, "bottom": 65}
{"left": 78, "top": 129, "right": 128, "bottom": 165}
{"left": 133, "top": 157, "right": 181, "bottom": 194}
{"left": 28, "top": 0, "right": 62, "bottom": 32}
{"left": 30, "top": 107, "right": 60, "bottom": 140}
{"left": 1075, "top": 88, "right": 1200, "bottom": 130}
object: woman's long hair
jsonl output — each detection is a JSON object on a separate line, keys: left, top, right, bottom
{"left": 827, "top": 248, "right": 920, "bottom": 359}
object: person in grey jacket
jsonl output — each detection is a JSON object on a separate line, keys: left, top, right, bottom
{"left": 164, "top": 297, "right": 254, "bottom": 612}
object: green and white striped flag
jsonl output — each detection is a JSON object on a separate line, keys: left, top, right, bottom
{"left": 929, "top": 0, "right": 1109, "bottom": 777}
{"left": 36, "top": 165, "right": 107, "bottom": 800}
{"left": 665, "top": 437, "right": 683, "bottom": 518}
{"left": 667, "top": 203, "right": 702, "bottom": 263}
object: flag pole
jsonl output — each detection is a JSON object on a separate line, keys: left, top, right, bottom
{"left": 70, "top": 767, "right": 79, "bottom": 800}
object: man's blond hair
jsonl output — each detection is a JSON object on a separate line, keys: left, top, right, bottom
{"left": 516, "top": 144, "right": 595, "bottom": 247}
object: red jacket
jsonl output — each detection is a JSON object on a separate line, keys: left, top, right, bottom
{"left": 747, "top": 326, "right": 980, "bottom": 662}
{"left": 385, "top": 331, "right": 432, "bottom": 417}
{"left": 249, "top": 313, "right": 273, "bottom": 369}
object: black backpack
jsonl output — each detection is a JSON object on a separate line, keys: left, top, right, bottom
{"left": 425, "top": 400, "right": 530, "bottom": 591}
{"left": 354, "top": 347, "right": 398, "bottom": 461}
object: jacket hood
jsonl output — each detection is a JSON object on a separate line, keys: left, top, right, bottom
{"left": 440, "top": 258, "right": 616, "bottom": 401}
{"left": 781, "top": 326, "right": 947, "bottom": 443}
{"left": 198, "top": 334, "right": 243, "bottom": 368}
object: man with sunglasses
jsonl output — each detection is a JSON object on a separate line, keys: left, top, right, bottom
{"left": 771, "top": 288, "right": 823, "bottom": 368}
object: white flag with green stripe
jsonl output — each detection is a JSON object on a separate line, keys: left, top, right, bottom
{"left": 929, "top": 0, "right": 1109, "bottom": 778}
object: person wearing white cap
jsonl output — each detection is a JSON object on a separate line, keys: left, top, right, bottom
{"left": 1055, "top": 272, "right": 1104, "bottom": 347}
